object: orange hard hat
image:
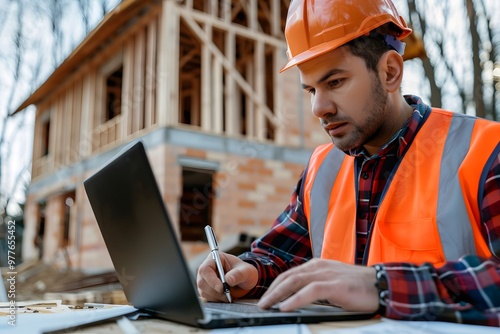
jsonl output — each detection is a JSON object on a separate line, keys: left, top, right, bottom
{"left": 281, "top": 0, "right": 413, "bottom": 72}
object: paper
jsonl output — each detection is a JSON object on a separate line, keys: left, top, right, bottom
{"left": 211, "top": 324, "right": 311, "bottom": 334}
{"left": 317, "top": 318, "right": 500, "bottom": 334}
{"left": 0, "top": 304, "right": 138, "bottom": 334}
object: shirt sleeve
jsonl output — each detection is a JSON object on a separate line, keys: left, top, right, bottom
{"left": 239, "top": 170, "right": 312, "bottom": 298}
{"left": 376, "top": 149, "right": 500, "bottom": 326}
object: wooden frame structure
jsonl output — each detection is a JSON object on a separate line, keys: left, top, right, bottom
{"left": 23, "top": 0, "right": 291, "bottom": 180}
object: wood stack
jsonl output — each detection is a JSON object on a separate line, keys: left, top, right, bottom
{"left": 2, "top": 260, "right": 127, "bottom": 306}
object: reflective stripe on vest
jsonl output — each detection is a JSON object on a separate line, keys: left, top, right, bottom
{"left": 306, "top": 109, "right": 495, "bottom": 265}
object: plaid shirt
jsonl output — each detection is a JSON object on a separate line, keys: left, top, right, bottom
{"left": 240, "top": 95, "right": 500, "bottom": 326}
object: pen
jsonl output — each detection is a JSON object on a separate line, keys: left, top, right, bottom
{"left": 204, "top": 225, "right": 232, "bottom": 303}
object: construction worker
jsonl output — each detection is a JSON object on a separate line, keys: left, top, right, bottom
{"left": 197, "top": 0, "right": 500, "bottom": 325}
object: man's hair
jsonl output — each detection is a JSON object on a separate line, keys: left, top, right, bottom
{"left": 344, "top": 23, "right": 403, "bottom": 72}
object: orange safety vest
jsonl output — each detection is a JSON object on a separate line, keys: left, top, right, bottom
{"left": 303, "top": 109, "right": 499, "bottom": 267}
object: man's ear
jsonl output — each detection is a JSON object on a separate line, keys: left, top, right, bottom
{"left": 379, "top": 50, "right": 404, "bottom": 93}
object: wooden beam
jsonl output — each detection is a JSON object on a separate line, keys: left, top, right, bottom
{"left": 245, "top": 61, "right": 254, "bottom": 138}
{"left": 273, "top": 48, "right": 284, "bottom": 145}
{"left": 249, "top": 0, "right": 258, "bottom": 31}
{"left": 201, "top": 24, "right": 212, "bottom": 131}
{"left": 179, "top": 6, "right": 285, "bottom": 48}
{"left": 80, "top": 70, "right": 95, "bottom": 158}
{"left": 55, "top": 98, "right": 64, "bottom": 167}
{"left": 93, "top": 73, "right": 105, "bottom": 150}
{"left": 122, "top": 38, "right": 134, "bottom": 138}
{"left": 179, "top": 8, "right": 281, "bottom": 128}
{"left": 222, "top": 0, "right": 231, "bottom": 23}
{"left": 63, "top": 88, "right": 74, "bottom": 166}
{"left": 157, "top": 0, "right": 180, "bottom": 127}
{"left": 192, "top": 78, "right": 201, "bottom": 126}
{"left": 132, "top": 28, "right": 146, "bottom": 133}
{"left": 271, "top": 0, "right": 280, "bottom": 37}
{"left": 224, "top": 30, "right": 238, "bottom": 136}
{"left": 213, "top": 56, "right": 223, "bottom": 134}
{"left": 145, "top": 18, "right": 157, "bottom": 128}
{"left": 179, "top": 48, "right": 199, "bottom": 68}
{"left": 71, "top": 81, "right": 83, "bottom": 163}
{"left": 255, "top": 41, "right": 266, "bottom": 140}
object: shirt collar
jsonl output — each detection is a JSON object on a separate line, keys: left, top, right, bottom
{"left": 347, "top": 95, "right": 430, "bottom": 159}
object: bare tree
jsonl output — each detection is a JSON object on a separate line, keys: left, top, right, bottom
{"left": 475, "top": 0, "right": 499, "bottom": 120}
{"left": 0, "top": 1, "right": 31, "bottom": 224}
{"left": 466, "top": 0, "right": 485, "bottom": 117}
{"left": 0, "top": 0, "right": 122, "bottom": 263}
{"left": 406, "top": 0, "right": 444, "bottom": 108}
{"left": 76, "top": 0, "right": 92, "bottom": 35}
{"left": 403, "top": 0, "right": 499, "bottom": 119}
{"left": 48, "top": 0, "right": 67, "bottom": 68}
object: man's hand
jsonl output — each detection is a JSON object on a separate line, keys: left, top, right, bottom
{"left": 258, "top": 258, "right": 379, "bottom": 312}
{"left": 197, "top": 252, "right": 258, "bottom": 302}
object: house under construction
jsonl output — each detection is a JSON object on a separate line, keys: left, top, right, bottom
{"left": 16, "top": 0, "right": 425, "bottom": 270}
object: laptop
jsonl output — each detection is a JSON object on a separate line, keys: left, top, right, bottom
{"left": 83, "top": 141, "right": 375, "bottom": 328}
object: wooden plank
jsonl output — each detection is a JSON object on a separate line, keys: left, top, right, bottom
{"left": 209, "top": 0, "right": 218, "bottom": 16}
{"left": 133, "top": 27, "right": 146, "bottom": 133}
{"left": 245, "top": 61, "right": 255, "bottom": 138}
{"left": 71, "top": 80, "right": 83, "bottom": 163}
{"left": 32, "top": 117, "right": 42, "bottom": 178}
{"left": 213, "top": 56, "right": 223, "bottom": 134}
{"left": 122, "top": 38, "right": 135, "bottom": 138}
{"left": 201, "top": 24, "right": 212, "bottom": 131}
{"left": 179, "top": 48, "right": 199, "bottom": 68}
{"left": 63, "top": 88, "right": 74, "bottom": 166}
{"left": 80, "top": 73, "right": 91, "bottom": 157}
{"left": 222, "top": 0, "right": 231, "bottom": 23}
{"left": 273, "top": 48, "right": 284, "bottom": 145}
{"left": 255, "top": 41, "right": 266, "bottom": 140}
{"left": 145, "top": 18, "right": 157, "bottom": 128}
{"left": 192, "top": 78, "right": 201, "bottom": 126}
{"left": 250, "top": 0, "right": 258, "bottom": 31}
{"left": 93, "top": 74, "right": 105, "bottom": 151}
{"left": 224, "top": 31, "right": 238, "bottom": 136}
{"left": 87, "top": 71, "right": 96, "bottom": 152}
{"left": 271, "top": 0, "right": 280, "bottom": 37}
{"left": 52, "top": 99, "right": 60, "bottom": 169}
{"left": 157, "top": 0, "right": 180, "bottom": 126}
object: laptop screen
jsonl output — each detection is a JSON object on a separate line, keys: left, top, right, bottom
{"left": 84, "top": 141, "right": 205, "bottom": 325}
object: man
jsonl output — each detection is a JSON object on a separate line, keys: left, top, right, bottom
{"left": 197, "top": 0, "right": 500, "bottom": 326}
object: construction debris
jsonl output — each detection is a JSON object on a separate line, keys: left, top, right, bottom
{"left": 1, "top": 260, "right": 127, "bottom": 306}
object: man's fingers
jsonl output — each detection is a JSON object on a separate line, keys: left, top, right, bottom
{"left": 226, "top": 263, "right": 258, "bottom": 290}
{"left": 197, "top": 253, "right": 258, "bottom": 302}
{"left": 197, "top": 256, "right": 224, "bottom": 293}
{"left": 258, "top": 269, "right": 311, "bottom": 309}
{"left": 278, "top": 281, "right": 330, "bottom": 312}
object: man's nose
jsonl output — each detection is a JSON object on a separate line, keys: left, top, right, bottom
{"left": 311, "top": 92, "right": 336, "bottom": 119}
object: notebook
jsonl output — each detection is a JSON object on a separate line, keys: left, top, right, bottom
{"left": 83, "top": 141, "right": 375, "bottom": 328}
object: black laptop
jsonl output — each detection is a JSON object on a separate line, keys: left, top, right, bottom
{"left": 83, "top": 141, "right": 375, "bottom": 328}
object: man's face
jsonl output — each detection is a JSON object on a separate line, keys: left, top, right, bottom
{"left": 298, "top": 46, "right": 391, "bottom": 154}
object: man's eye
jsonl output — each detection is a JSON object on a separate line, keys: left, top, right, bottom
{"left": 306, "top": 88, "right": 316, "bottom": 95}
{"left": 328, "top": 79, "right": 343, "bottom": 89}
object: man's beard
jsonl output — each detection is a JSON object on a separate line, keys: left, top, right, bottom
{"left": 327, "top": 74, "right": 389, "bottom": 153}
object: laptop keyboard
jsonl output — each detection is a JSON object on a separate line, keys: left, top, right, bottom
{"left": 204, "top": 301, "right": 281, "bottom": 314}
